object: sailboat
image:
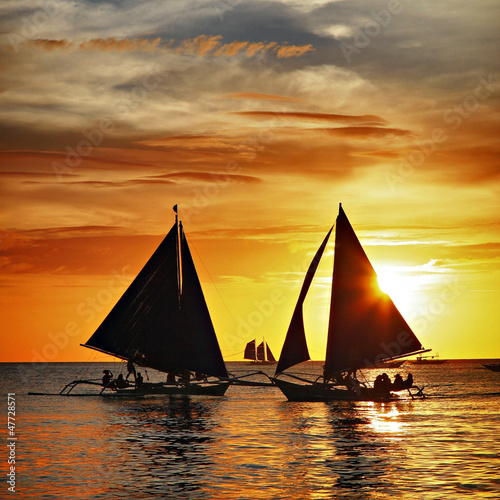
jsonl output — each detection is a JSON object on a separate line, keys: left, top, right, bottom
{"left": 30, "top": 206, "right": 230, "bottom": 397}
{"left": 244, "top": 338, "right": 277, "bottom": 365}
{"left": 410, "top": 353, "right": 446, "bottom": 365}
{"left": 272, "top": 204, "right": 428, "bottom": 401}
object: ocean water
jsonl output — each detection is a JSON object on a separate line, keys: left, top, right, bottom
{"left": 1, "top": 360, "right": 499, "bottom": 499}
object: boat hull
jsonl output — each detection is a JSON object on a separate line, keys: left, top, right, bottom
{"left": 272, "top": 378, "right": 396, "bottom": 402}
{"left": 483, "top": 364, "right": 500, "bottom": 372}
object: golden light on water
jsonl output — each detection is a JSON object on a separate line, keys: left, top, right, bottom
{"left": 367, "top": 403, "right": 405, "bottom": 436}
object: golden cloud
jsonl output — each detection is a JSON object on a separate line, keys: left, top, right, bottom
{"left": 21, "top": 36, "right": 314, "bottom": 58}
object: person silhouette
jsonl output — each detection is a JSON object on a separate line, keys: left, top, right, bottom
{"left": 102, "top": 370, "right": 115, "bottom": 390}
{"left": 126, "top": 359, "right": 136, "bottom": 381}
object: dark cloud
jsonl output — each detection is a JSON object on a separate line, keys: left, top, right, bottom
{"left": 321, "top": 126, "right": 413, "bottom": 139}
{"left": 233, "top": 111, "right": 386, "bottom": 125}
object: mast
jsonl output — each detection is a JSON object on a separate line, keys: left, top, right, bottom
{"left": 173, "top": 204, "right": 181, "bottom": 305}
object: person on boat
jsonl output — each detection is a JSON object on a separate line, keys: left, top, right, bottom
{"left": 115, "top": 374, "right": 129, "bottom": 389}
{"left": 126, "top": 359, "right": 136, "bottom": 381}
{"left": 102, "top": 370, "right": 116, "bottom": 390}
{"left": 393, "top": 373, "right": 405, "bottom": 391}
{"left": 373, "top": 373, "right": 391, "bottom": 396}
{"left": 180, "top": 370, "right": 191, "bottom": 385}
{"left": 166, "top": 372, "right": 177, "bottom": 384}
{"left": 135, "top": 372, "right": 144, "bottom": 388}
{"left": 345, "top": 373, "right": 363, "bottom": 396}
{"left": 405, "top": 373, "right": 414, "bottom": 388}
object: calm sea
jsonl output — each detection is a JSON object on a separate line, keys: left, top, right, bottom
{"left": 1, "top": 360, "right": 499, "bottom": 499}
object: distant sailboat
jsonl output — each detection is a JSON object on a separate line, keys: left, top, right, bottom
{"left": 273, "top": 204, "right": 428, "bottom": 401}
{"left": 30, "top": 206, "right": 230, "bottom": 396}
{"left": 244, "top": 339, "right": 277, "bottom": 365}
{"left": 409, "top": 353, "right": 446, "bottom": 365}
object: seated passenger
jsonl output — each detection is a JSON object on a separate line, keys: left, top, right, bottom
{"left": 405, "top": 373, "right": 414, "bottom": 388}
{"left": 373, "top": 373, "right": 391, "bottom": 395}
{"left": 393, "top": 373, "right": 405, "bottom": 390}
{"left": 102, "top": 370, "right": 116, "bottom": 390}
{"left": 115, "top": 374, "right": 128, "bottom": 388}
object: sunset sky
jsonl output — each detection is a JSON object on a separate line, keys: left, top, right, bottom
{"left": 1, "top": 0, "right": 499, "bottom": 363}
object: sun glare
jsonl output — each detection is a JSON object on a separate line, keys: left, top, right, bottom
{"left": 377, "top": 268, "right": 404, "bottom": 296}
{"left": 376, "top": 266, "right": 415, "bottom": 314}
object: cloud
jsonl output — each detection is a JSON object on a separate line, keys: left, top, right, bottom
{"left": 18, "top": 35, "right": 314, "bottom": 59}
{"left": 58, "top": 171, "right": 262, "bottom": 188}
{"left": 321, "top": 126, "right": 413, "bottom": 139}
{"left": 233, "top": 111, "right": 386, "bottom": 125}
{"left": 224, "top": 92, "right": 304, "bottom": 101}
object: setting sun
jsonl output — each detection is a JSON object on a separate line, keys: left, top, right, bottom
{"left": 376, "top": 266, "right": 414, "bottom": 309}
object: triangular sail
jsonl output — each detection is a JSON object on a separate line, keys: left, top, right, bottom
{"left": 82, "top": 224, "right": 182, "bottom": 373}
{"left": 244, "top": 339, "right": 257, "bottom": 360}
{"left": 257, "top": 341, "right": 266, "bottom": 361}
{"left": 275, "top": 227, "right": 333, "bottom": 374}
{"left": 179, "top": 224, "right": 228, "bottom": 378}
{"left": 266, "top": 343, "right": 276, "bottom": 363}
{"left": 83, "top": 218, "right": 228, "bottom": 379}
{"left": 324, "top": 205, "right": 423, "bottom": 377}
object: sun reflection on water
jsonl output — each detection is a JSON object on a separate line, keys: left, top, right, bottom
{"left": 366, "top": 403, "right": 406, "bottom": 436}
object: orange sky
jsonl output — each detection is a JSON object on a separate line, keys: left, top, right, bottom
{"left": 1, "top": 0, "right": 499, "bottom": 362}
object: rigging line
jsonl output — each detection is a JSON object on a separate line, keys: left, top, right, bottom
{"left": 183, "top": 230, "right": 239, "bottom": 329}
{"left": 224, "top": 349, "right": 245, "bottom": 358}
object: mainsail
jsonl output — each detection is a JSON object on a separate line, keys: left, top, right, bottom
{"left": 83, "top": 217, "right": 228, "bottom": 379}
{"left": 324, "top": 205, "right": 422, "bottom": 377}
{"left": 276, "top": 204, "right": 424, "bottom": 377}
{"left": 244, "top": 339, "right": 256, "bottom": 361}
{"left": 257, "top": 341, "right": 276, "bottom": 362}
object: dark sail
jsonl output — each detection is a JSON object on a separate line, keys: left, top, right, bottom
{"left": 83, "top": 219, "right": 228, "bottom": 379}
{"left": 244, "top": 339, "right": 256, "bottom": 360}
{"left": 275, "top": 227, "right": 333, "bottom": 374}
{"left": 265, "top": 343, "right": 276, "bottom": 362}
{"left": 256, "top": 341, "right": 265, "bottom": 361}
{"left": 324, "top": 205, "right": 423, "bottom": 377}
{"left": 179, "top": 224, "right": 228, "bottom": 378}
{"left": 83, "top": 224, "right": 182, "bottom": 373}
